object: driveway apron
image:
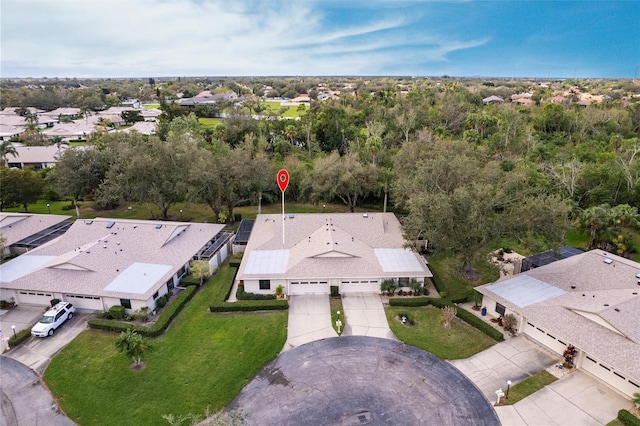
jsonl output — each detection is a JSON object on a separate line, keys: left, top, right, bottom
{"left": 341, "top": 292, "right": 397, "bottom": 340}
{"left": 283, "top": 294, "right": 337, "bottom": 352}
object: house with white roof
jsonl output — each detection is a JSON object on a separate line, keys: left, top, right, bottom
{"left": 5, "top": 145, "right": 66, "bottom": 169}
{"left": 476, "top": 250, "right": 640, "bottom": 397}
{"left": 236, "top": 213, "right": 432, "bottom": 296}
{"left": 0, "top": 213, "right": 72, "bottom": 256}
{"left": 0, "top": 218, "right": 230, "bottom": 313}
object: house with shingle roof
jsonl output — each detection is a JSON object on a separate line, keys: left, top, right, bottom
{"left": 236, "top": 213, "right": 432, "bottom": 296}
{"left": 5, "top": 144, "right": 66, "bottom": 169}
{"left": 0, "top": 218, "right": 230, "bottom": 313}
{"left": 0, "top": 213, "right": 72, "bottom": 256}
{"left": 482, "top": 95, "right": 504, "bottom": 105}
{"left": 475, "top": 250, "right": 640, "bottom": 397}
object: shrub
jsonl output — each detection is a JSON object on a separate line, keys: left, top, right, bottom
{"left": 8, "top": 326, "right": 33, "bottom": 348}
{"left": 229, "top": 253, "right": 243, "bottom": 267}
{"left": 210, "top": 300, "right": 288, "bottom": 312}
{"left": 456, "top": 308, "right": 504, "bottom": 341}
{"left": 50, "top": 298, "right": 60, "bottom": 307}
{"left": 88, "top": 286, "right": 198, "bottom": 337}
{"left": 389, "top": 297, "right": 432, "bottom": 307}
{"left": 233, "top": 213, "right": 242, "bottom": 222}
{"left": 156, "top": 295, "right": 167, "bottom": 308}
{"left": 236, "top": 287, "right": 276, "bottom": 300}
{"left": 109, "top": 305, "right": 125, "bottom": 319}
{"left": 439, "top": 291, "right": 447, "bottom": 298}
{"left": 503, "top": 313, "right": 518, "bottom": 335}
{"left": 330, "top": 285, "right": 339, "bottom": 297}
{"left": 618, "top": 409, "right": 640, "bottom": 426}
{"left": 180, "top": 274, "right": 201, "bottom": 286}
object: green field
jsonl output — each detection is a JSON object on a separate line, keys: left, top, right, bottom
{"left": 497, "top": 370, "right": 557, "bottom": 405}
{"left": 263, "top": 101, "right": 306, "bottom": 118}
{"left": 386, "top": 306, "right": 496, "bottom": 359}
{"left": 44, "top": 263, "right": 287, "bottom": 425}
{"left": 198, "top": 117, "right": 224, "bottom": 128}
{"left": 142, "top": 104, "right": 160, "bottom": 110}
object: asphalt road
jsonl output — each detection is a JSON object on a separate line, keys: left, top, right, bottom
{"left": 227, "top": 336, "right": 500, "bottom": 426}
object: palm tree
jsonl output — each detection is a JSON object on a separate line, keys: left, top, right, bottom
{"left": 49, "top": 136, "right": 69, "bottom": 155}
{"left": 632, "top": 392, "right": 640, "bottom": 409}
{"left": 0, "top": 140, "right": 18, "bottom": 166}
{"left": 114, "top": 329, "right": 152, "bottom": 367}
{"left": 579, "top": 204, "right": 613, "bottom": 249}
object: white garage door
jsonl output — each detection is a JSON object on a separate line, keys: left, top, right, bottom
{"left": 289, "top": 281, "right": 329, "bottom": 295}
{"left": 339, "top": 280, "right": 380, "bottom": 293}
{"left": 581, "top": 354, "right": 640, "bottom": 398}
{"left": 523, "top": 321, "right": 567, "bottom": 355}
{"left": 64, "top": 294, "right": 103, "bottom": 310}
{"left": 17, "top": 291, "right": 52, "bottom": 306}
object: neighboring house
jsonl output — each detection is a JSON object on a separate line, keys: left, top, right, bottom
{"left": 0, "top": 125, "right": 25, "bottom": 141}
{"left": 236, "top": 213, "right": 433, "bottom": 296}
{"left": 43, "top": 122, "right": 98, "bottom": 141}
{"left": 476, "top": 250, "right": 640, "bottom": 398}
{"left": 0, "top": 218, "right": 230, "bottom": 313}
{"left": 482, "top": 95, "right": 504, "bottom": 105}
{"left": 550, "top": 95, "right": 566, "bottom": 104}
{"left": 513, "top": 98, "right": 533, "bottom": 106}
{"left": 0, "top": 107, "right": 40, "bottom": 115}
{"left": 39, "top": 107, "right": 82, "bottom": 119}
{"left": 5, "top": 145, "right": 66, "bottom": 169}
{"left": 121, "top": 121, "right": 157, "bottom": 135}
{"left": 0, "top": 213, "right": 72, "bottom": 256}
{"left": 520, "top": 246, "right": 583, "bottom": 272}
{"left": 179, "top": 92, "right": 237, "bottom": 108}
{"left": 140, "top": 108, "right": 163, "bottom": 121}
{"left": 290, "top": 94, "right": 311, "bottom": 103}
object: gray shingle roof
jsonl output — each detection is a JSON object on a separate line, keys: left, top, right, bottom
{"left": 237, "top": 213, "right": 432, "bottom": 281}
{"left": 476, "top": 250, "right": 640, "bottom": 381}
{"left": 0, "top": 218, "right": 225, "bottom": 300}
{"left": 0, "top": 213, "right": 71, "bottom": 246}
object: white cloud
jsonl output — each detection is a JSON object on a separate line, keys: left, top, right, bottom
{"left": 1, "top": 0, "right": 489, "bottom": 77}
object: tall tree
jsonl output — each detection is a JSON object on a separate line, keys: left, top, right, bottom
{"left": 0, "top": 140, "right": 18, "bottom": 165}
{"left": 0, "top": 167, "right": 45, "bottom": 211}
{"left": 114, "top": 329, "right": 151, "bottom": 368}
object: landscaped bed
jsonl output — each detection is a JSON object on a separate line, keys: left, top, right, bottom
{"left": 43, "top": 262, "right": 288, "bottom": 426}
{"left": 386, "top": 305, "right": 496, "bottom": 359}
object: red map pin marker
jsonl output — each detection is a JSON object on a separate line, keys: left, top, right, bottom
{"left": 277, "top": 169, "right": 289, "bottom": 192}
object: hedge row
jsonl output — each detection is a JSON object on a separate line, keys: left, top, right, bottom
{"left": 210, "top": 300, "right": 289, "bottom": 312}
{"left": 88, "top": 286, "right": 198, "bottom": 336}
{"left": 8, "top": 326, "right": 33, "bottom": 348}
{"left": 388, "top": 297, "right": 504, "bottom": 341}
{"left": 236, "top": 287, "right": 277, "bottom": 300}
{"left": 618, "top": 409, "right": 640, "bottom": 426}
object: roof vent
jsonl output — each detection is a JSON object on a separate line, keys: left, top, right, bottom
{"left": 106, "top": 221, "right": 115, "bottom": 229}
{"left": 289, "top": 214, "right": 295, "bottom": 219}
{"left": 155, "top": 224, "right": 162, "bottom": 229}
{"left": 362, "top": 213, "right": 368, "bottom": 218}
{"left": 570, "top": 285, "right": 576, "bottom": 289}
{"left": 604, "top": 304, "right": 609, "bottom": 307}
{"left": 603, "top": 258, "right": 613, "bottom": 264}
{"left": 635, "top": 273, "right": 640, "bottom": 279}
{"left": 85, "top": 220, "right": 93, "bottom": 225}
{"left": 614, "top": 308, "right": 620, "bottom": 312}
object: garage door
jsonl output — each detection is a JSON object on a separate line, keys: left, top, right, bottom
{"left": 582, "top": 354, "right": 640, "bottom": 398}
{"left": 17, "top": 291, "right": 52, "bottom": 306}
{"left": 289, "top": 281, "right": 329, "bottom": 295}
{"left": 64, "top": 294, "right": 103, "bottom": 310}
{"left": 523, "top": 321, "right": 567, "bottom": 355}
{"left": 339, "top": 280, "right": 380, "bottom": 293}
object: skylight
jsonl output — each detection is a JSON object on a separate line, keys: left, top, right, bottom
{"left": 486, "top": 275, "right": 566, "bottom": 307}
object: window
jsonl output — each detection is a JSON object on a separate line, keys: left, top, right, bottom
{"left": 153, "top": 291, "right": 159, "bottom": 300}
{"left": 120, "top": 299, "right": 132, "bottom": 309}
{"left": 259, "top": 280, "right": 271, "bottom": 290}
{"left": 167, "top": 279, "right": 175, "bottom": 292}
{"left": 495, "top": 302, "right": 506, "bottom": 316}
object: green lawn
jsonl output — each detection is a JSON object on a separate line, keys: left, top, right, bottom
{"left": 44, "top": 263, "right": 288, "bottom": 425}
{"left": 263, "top": 101, "right": 306, "bottom": 118}
{"left": 198, "top": 117, "right": 224, "bottom": 128}
{"left": 497, "top": 370, "right": 557, "bottom": 405}
{"left": 386, "top": 306, "right": 496, "bottom": 359}
{"left": 143, "top": 104, "right": 160, "bottom": 110}
{"left": 427, "top": 253, "right": 500, "bottom": 301}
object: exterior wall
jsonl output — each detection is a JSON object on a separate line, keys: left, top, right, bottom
{"left": 208, "top": 239, "right": 232, "bottom": 270}
{"left": 243, "top": 279, "right": 287, "bottom": 295}
{"left": 579, "top": 352, "right": 640, "bottom": 398}
{"left": 522, "top": 320, "right": 568, "bottom": 355}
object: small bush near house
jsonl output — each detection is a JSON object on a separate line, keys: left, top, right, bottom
{"left": 156, "top": 295, "right": 167, "bottom": 308}
{"left": 330, "top": 285, "right": 339, "bottom": 297}
{"left": 50, "top": 298, "right": 61, "bottom": 307}
{"left": 109, "top": 305, "right": 125, "bottom": 319}
{"left": 503, "top": 313, "right": 518, "bottom": 336}
{"left": 236, "top": 287, "right": 276, "bottom": 300}
{"left": 617, "top": 409, "right": 640, "bottom": 426}
{"left": 229, "top": 253, "right": 243, "bottom": 267}
{"left": 8, "top": 326, "right": 33, "bottom": 348}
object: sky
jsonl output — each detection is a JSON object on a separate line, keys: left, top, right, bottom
{"left": 1, "top": 0, "right": 639, "bottom": 79}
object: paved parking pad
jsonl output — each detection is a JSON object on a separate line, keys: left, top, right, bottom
{"left": 283, "top": 295, "right": 337, "bottom": 352}
{"left": 341, "top": 292, "right": 397, "bottom": 340}
{"left": 228, "top": 336, "right": 499, "bottom": 426}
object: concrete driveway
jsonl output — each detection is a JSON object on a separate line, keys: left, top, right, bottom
{"left": 450, "top": 336, "right": 631, "bottom": 425}
{"left": 283, "top": 295, "right": 337, "bottom": 352}
{"left": 4, "top": 311, "right": 89, "bottom": 375}
{"left": 450, "top": 335, "right": 557, "bottom": 400}
{"left": 341, "top": 292, "right": 397, "bottom": 340}
{"left": 0, "top": 305, "right": 45, "bottom": 340}
{"left": 496, "top": 371, "right": 631, "bottom": 426}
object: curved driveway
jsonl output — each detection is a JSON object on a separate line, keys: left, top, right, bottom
{"left": 228, "top": 336, "right": 499, "bottom": 426}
